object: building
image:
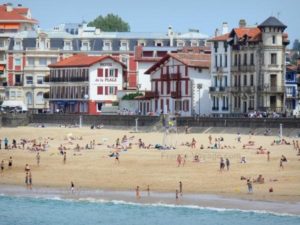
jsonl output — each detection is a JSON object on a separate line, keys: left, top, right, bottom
{"left": 0, "top": 3, "right": 38, "bottom": 103}
{"left": 209, "top": 17, "right": 289, "bottom": 115}
{"left": 285, "top": 65, "right": 298, "bottom": 115}
{"left": 48, "top": 54, "right": 126, "bottom": 114}
{"left": 140, "top": 53, "right": 211, "bottom": 116}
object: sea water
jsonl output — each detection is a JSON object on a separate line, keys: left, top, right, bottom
{"left": 0, "top": 195, "right": 299, "bottom": 225}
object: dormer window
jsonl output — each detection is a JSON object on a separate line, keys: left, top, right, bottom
{"left": 155, "top": 40, "right": 163, "bottom": 47}
{"left": 37, "top": 36, "right": 50, "bottom": 50}
{"left": 81, "top": 40, "right": 90, "bottom": 51}
{"left": 103, "top": 40, "right": 112, "bottom": 51}
{"left": 177, "top": 40, "right": 185, "bottom": 47}
{"left": 138, "top": 40, "right": 146, "bottom": 46}
{"left": 120, "top": 40, "right": 129, "bottom": 51}
{"left": 191, "top": 40, "right": 199, "bottom": 47}
{"left": 64, "top": 40, "right": 73, "bottom": 51}
{"left": 14, "top": 39, "right": 22, "bottom": 50}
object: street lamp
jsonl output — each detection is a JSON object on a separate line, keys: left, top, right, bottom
{"left": 197, "top": 83, "right": 203, "bottom": 115}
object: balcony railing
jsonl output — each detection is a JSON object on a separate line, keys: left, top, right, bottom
{"left": 209, "top": 86, "right": 228, "bottom": 92}
{"left": 231, "top": 65, "right": 255, "bottom": 73}
{"left": 258, "top": 107, "right": 285, "bottom": 113}
{"left": 257, "top": 86, "right": 285, "bottom": 93}
{"left": 241, "top": 86, "right": 256, "bottom": 92}
{"left": 212, "top": 106, "right": 219, "bottom": 111}
{"left": 49, "top": 77, "right": 89, "bottom": 82}
{"left": 171, "top": 91, "right": 181, "bottom": 99}
{"left": 222, "top": 107, "right": 229, "bottom": 111}
{"left": 144, "top": 91, "right": 159, "bottom": 98}
{"left": 230, "top": 86, "right": 241, "bottom": 92}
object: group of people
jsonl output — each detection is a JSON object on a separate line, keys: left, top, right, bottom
{"left": 0, "top": 156, "right": 13, "bottom": 173}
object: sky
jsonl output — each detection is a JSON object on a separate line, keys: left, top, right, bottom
{"left": 7, "top": 0, "right": 300, "bottom": 45}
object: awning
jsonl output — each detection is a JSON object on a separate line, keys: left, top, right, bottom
{"left": 1, "top": 100, "right": 28, "bottom": 111}
{"left": 0, "top": 65, "right": 4, "bottom": 70}
{"left": 0, "top": 24, "right": 20, "bottom": 29}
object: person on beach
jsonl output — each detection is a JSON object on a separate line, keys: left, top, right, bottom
{"left": 36, "top": 152, "right": 40, "bottom": 166}
{"left": 1, "top": 160, "right": 4, "bottom": 172}
{"left": 28, "top": 172, "right": 32, "bottom": 189}
{"left": 71, "top": 181, "right": 75, "bottom": 193}
{"left": 267, "top": 151, "right": 270, "bottom": 161}
{"left": 115, "top": 152, "right": 120, "bottom": 164}
{"left": 177, "top": 154, "right": 182, "bottom": 167}
{"left": 25, "top": 172, "right": 29, "bottom": 188}
{"left": 279, "top": 158, "right": 284, "bottom": 170}
{"left": 179, "top": 181, "right": 183, "bottom": 196}
{"left": 8, "top": 157, "right": 12, "bottom": 168}
{"left": 63, "top": 151, "right": 67, "bottom": 164}
{"left": 136, "top": 186, "right": 140, "bottom": 199}
{"left": 191, "top": 138, "right": 196, "bottom": 149}
{"left": 24, "top": 164, "right": 30, "bottom": 172}
{"left": 4, "top": 138, "right": 8, "bottom": 149}
{"left": 237, "top": 133, "right": 241, "bottom": 143}
{"left": 147, "top": 185, "right": 150, "bottom": 196}
{"left": 226, "top": 158, "right": 230, "bottom": 171}
{"left": 208, "top": 135, "right": 212, "bottom": 145}
{"left": 247, "top": 179, "right": 253, "bottom": 193}
{"left": 175, "top": 189, "right": 179, "bottom": 200}
{"left": 220, "top": 157, "right": 225, "bottom": 172}
{"left": 0, "top": 138, "right": 2, "bottom": 149}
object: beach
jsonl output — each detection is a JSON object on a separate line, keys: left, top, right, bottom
{"left": 0, "top": 126, "right": 300, "bottom": 206}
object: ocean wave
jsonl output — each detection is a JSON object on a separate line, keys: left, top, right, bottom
{"left": 1, "top": 194, "right": 299, "bottom": 218}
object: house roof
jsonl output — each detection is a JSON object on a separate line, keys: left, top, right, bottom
{"left": 258, "top": 16, "right": 287, "bottom": 29}
{"left": 0, "top": 5, "right": 37, "bottom": 24}
{"left": 48, "top": 54, "right": 126, "bottom": 68}
{"left": 230, "top": 27, "right": 261, "bottom": 42}
{"left": 208, "top": 33, "right": 229, "bottom": 42}
{"left": 145, "top": 53, "right": 210, "bottom": 74}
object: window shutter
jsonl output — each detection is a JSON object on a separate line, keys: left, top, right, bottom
{"left": 115, "top": 69, "right": 118, "bottom": 77}
{"left": 105, "top": 86, "right": 108, "bottom": 95}
{"left": 105, "top": 69, "right": 108, "bottom": 77}
{"left": 114, "top": 87, "right": 117, "bottom": 94}
{"left": 97, "top": 68, "right": 103, "bottom": 77}
{"left": 97, "top": 86, "right": 103, "bottom": 95}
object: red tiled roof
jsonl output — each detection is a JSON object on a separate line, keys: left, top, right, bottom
{"left": 230, "top": 27, "right": 261, "bottom": 42}
{"left": 145, "top": 53, "right": 210, "bottom": 74}
{"left": 209, "top": 33, "right": 229, "bottom": 42}
{"left": 0, "top": 5, "right": 37, "bottom": 23}
{"left": 49, "top": 54, "right": 127, "bottom": 68}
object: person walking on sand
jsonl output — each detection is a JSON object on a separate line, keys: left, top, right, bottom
{"left": 1, "top": 160, "right": 4, "bottom": 172}
{"left": 208, "top": 135, "right": 212, "bottom": 145}
{"left": 36, "top": 152, "right": 40, "bottom": 166}
{"left": 267, "top": 151, "right": 270, "bottom": 162}
{"left": 4, "top": 138, "right": 8, "bottom": 150}
{"left": 28, "top": 172, "right": 32, "bottom": 190}
{"left": 179, "top": 181, "right": 183, "bottom": 196}
{"left": 219, "top": 157, "right": 225, "bottom": 172}
{"left": 8, "top": 157, "right": 12, "bottom": 168}
{"left": 63, "top": 151, "right": 67, "bottom": 164}
{"left": 177, "top": 154, "right": 182, "bottom": 167}
{"left": 247, "top": 179, "right": 253, "bottom": 193}
{"left": 136, "top": 186, "right": 140, "bottom": 199}
{"left": 71, "top": 181, "right": 75, "bottom": 193}
{"left": 25, "top": 172, "right": 29, "bottom": 188}
{"left": 115, "top": 152, "right": 120, "bottom": 164}
{"left": 279, "top": 158, "right": 284, "bottom": 170}
{"left": 191, "top": 138, "right": 196, "bottom": 149}
{"left": 226, "top": 158, "right": 230, "bottom": 171}
{"left": 146, "top": 185, "right": 150, "bottom": 196}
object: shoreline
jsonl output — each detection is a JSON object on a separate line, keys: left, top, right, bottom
{"left": 1, "top": 184, "right": 300, "bottom": 216}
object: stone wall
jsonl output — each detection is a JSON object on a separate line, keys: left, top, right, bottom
{"left": 1, "top": 113, "right": 31, "bottom": 127}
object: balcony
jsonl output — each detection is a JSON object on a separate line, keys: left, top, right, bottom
{"left": 49, "top": 77, "right": 88, "bottom": 82}
{"left": 209, "top": 86, "right": 228, "bottom": 93}
{"left": 230, "top": 86, "right": 241, "bottom": 92}
{"left": 171, "top": 91, "right": 181, "bottom": 99}
{"left": 222, "top": 107, "right": 229, "bottom": 111}
{"left": 170, "top": 73, "right": 181, "bottom": 80}
{"left": 212, "top": 106, "right": 219, "bottom": 111}
{"left": 144, "top": 91, "right": 159, "bottom": 98}
{"left": 14, "top": 82, "right": 24, "bottom": 86}
{"left": 258, "top": 86, "right": 285, "bottom": 93}
{"left": 241, "top": 86, "right": 256, "bottom": 92}
{"left": 240, "top": 65, "right": 255, "bottom": 72}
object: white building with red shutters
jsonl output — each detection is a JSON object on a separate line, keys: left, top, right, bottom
{"left": 48, "top": 54, "right": 126, "bottom": 114}
{"left": 141, "top": 53, "right": 211, "bottom": 116}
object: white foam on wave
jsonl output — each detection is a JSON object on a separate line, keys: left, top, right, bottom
{"left": 2, "top": 194, "right": 299, "bottom": 218}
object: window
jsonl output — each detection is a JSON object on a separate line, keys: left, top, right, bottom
{"left": 37, "top": 76, "right": 44, "bottom": 84}
{"left": 238, "top": 54, "right": 241, "bottom": 66}
{"left": 215, "top": 55, "right": 218, "bottom": 67}
{"left": 155, "top": 40, "right": 163, "bottom": 47}
{"left": 17, "top": 91, "right": 22, "bottom": 97}
{"left": 39, "top": 58, "right": 47, "bottom": 66}
{"left": 191, "top": 40, "right": 198, "bottom": 47}
{"left": 10, "top": 91, "right": 16, "bottom": 98}
{"left": 225, "top": 55, "right": 227, "bottom": 67}
{"left": 36, "top": 92, "right": 44, "bottom": 104}
{"left": 97, "top": 103, "right": 103, "bottom": 112}
{"left": 272, "top": 36, "right": 276, "bottom": 44}
{"left": 250, "top": 53, "right": 254, "bottom": 65}
{"left": 26, "top": 92, "right": 33, "bottom": 105}
{"left": 249, "top": 96, "right": 254, "bottom": 109}
{"left": 224, "top": 41, "right": 228, "bottom": 52}
{"left": 120, "top": 41, "right": 128, "bottom": 51}
{"left": 220, "top": 55, "right": 222, "bottom": 67}
{"left": 14, "top": 40, "right": 22, "bottom": 50}
{"left": 214, "top": 42, "right": 218, "bottom": 53}
{"left": 250, "top": 74, "right": 254, "bottom": 86}
{"left": 214, "top": 76, "right": 218, "bottom": 87}
{"left": 50, "top": 58, "right": 57, "bottom": 64}
{"left": 97, "top": 68, "right": 103, "bottom": 77}
{"left": 234, "top": 54, "right": 238, "bottom": 66}
{"left": 97, "top": 86, "right": 103, "bottom": 95}
{"left": 243, "top": 75, "right": 247, "bottom": 86}
{"left": 224, "top": 76, "right": 228, "bottom": 87}
{"left": 109, "top": 69, "right": 115, "bottom": 77}
{"left": 26, "top": 76, "right": 33, "bottom": 85}
{"left": 15, "top": 58, "right": 21, "bottom": 66}
{"left": 271, "top": 53, "right": 277, "bottom": 65}
{"left": 64, "top": 40, "right": 72, "bottom": 50}
{"left": 243, "top": 53, "right": 247, "bottom": 65}
{"left": 109, "top": 86, "right": 116, "bottom": 94}
{"left": 15, "top": 74, "right": 21, "bottom": 84}
{"left": 177, "top": 40, "right": 185, "bottom": 47}
{"left": 27, "top": 57, "right": 34, "bottom": 66}
{"left": 103, "top": 41, "right": 112, "bottom": 51}
{"left": 81, "top": 41, "right": 90, "bottom": 51}
{"left": 138, "top": 40, "right": 146, "bottom": 46}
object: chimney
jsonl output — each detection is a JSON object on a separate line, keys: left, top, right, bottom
{"left": 215, "top": 28, "right": 219, "bottom": 37}
{"left": 239, "top": 19, "right": 247, "bottom": 28}
{"left": 222, "top": 22, "right": 229, "bottom": 34}
{"left": 6, "top": 2, "right": 13, "bottom": 12}
{"left": 168, "top": 26, "right": 174, "bottom": 47}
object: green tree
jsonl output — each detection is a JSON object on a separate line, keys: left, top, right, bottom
{"left": 88, "top": 13, "right": 130, "bottom": 32}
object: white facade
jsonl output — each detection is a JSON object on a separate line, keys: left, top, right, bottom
{"left": 136, "top": 61, "right": 152, "bottom": 91}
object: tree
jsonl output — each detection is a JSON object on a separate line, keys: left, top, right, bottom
{"left": 88, "top": 13, "right": 130, "bottom": 32}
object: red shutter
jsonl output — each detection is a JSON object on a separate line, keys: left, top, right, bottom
{"left": 114, "top": 87, "right": 117, "bottom": 94}
{"left": 97, "top": 86, "right": 103, "bottom": 95}
{"left": 97, "top": 68, "right": 103, "bottom": 77}
{"left": 185, "top": 80, "right": 188, "bottom": 95}
{"left": 105, "top": 86, "right": 108, "bottom": 95}
{"left": 115, "top": 69, "right": 118, "bottom": 77}
{"left": 105, "top": 69, "right": 108, "bottom": 77}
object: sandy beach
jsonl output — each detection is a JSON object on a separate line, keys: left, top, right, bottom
{"left": 0, "top": 126, "right": 300, "bottom": 204}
